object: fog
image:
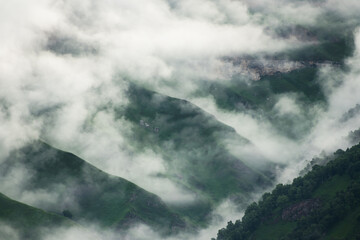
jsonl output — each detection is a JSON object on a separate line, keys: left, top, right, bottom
{"left": 1, "top": 0, "right": 360, "bottom": 239}
{"left": 0, "top": 0, "right": 292, "bottom": 205}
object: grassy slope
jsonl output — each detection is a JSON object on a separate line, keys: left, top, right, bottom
{"left": 121, "top": 85, "right": 274, "bottom": 205}
{"left": 0, "top": 141, "right": 187, "bottom": 235}
{"left": 0, "top": 192, "right": 74, "bottom": 239}
{"left": 312, "top": 175, "right": 351, "bottom": 200}
{"left": 253, "top": 222, "right": 296, "bottom": 240}
{"left": 326, "top": 206, "right": 360, "bottom": 240}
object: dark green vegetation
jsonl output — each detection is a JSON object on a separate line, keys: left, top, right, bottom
{"left": 215, "top": 143, "right": 360, "bottom": 240}
{"left": 0, "top": 192, "right": 74, "bottom": 239}
{"left": 121, "top": 85, "right": 275, "bottom": 218}
{"left": 0, "top": 141, "right": 186, "bottom": 235}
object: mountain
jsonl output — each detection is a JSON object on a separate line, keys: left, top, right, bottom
{"left": 0, "top": 141, "right": 187, "bottom": 235}
{"left": 120, "top": 85, "right": 276, "bottom": 205}
{"left": 105, "top": 27, "right": 356, "bottom": 222}
{"left": 2, "top": 1, "right": 360, "bottom": 240}
{"left": 215, "top": 142, "right": 360, "bottom": 240}
{"left": 0, "top": 192, "right": 74, "bottom": 240}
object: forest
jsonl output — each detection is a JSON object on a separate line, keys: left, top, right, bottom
{"left": 215, "top": 143, "right": 360, "bottom": 240}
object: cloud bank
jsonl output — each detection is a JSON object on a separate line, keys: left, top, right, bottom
{"left": 1, "top": 0, "right": 360, "bottom": 239}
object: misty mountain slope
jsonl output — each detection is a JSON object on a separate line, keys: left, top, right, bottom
{"left": 0, "top": 141, "right": 187, "bottom": 235}
{"left": 0, "top": 192, "right": 74, "bottom": 240}
{"left": 198, "top": 66, "right": 324, "bottom": 139}
{"left": 120, "top": 85, "right": 276, "bottom": 206}
{"left": 2, "top": 0, "right": 360, "bottom": 239}
{"left": 205, "top": 33, "right": 354, "bottom": 112}
{"left": 204, "top": 67, "right": 324, "bottom": 109}
{"left": 215, "top": 142, "right": 360, "bottom": 240}
{"left": 196, "top": 28, "right": 355, "bottom": 140}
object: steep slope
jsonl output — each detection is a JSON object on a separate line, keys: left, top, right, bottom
{"left": 0, "top": 141, "right": 186, "bottom": 235}
{"left": 0, "top": 192, "right": 74, "bottom": 240}
{"left": 119, "top": 85, "right": 275, "bottom": 206}
{"left": 215, "top": 142, "right": 360, "bottom": 240}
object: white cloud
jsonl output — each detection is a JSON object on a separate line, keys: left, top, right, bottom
{"left": 1, "top": 0, "right": 360, "bottom": 239}
{"left": 40, "top": 198, "right": 244, "bottom": 240}
{"left": 0, "top": 223, "right": 20, "bottom": 240}
{"left": 0, "top": 0, "right": 295, "bottom": 205}
{"left": 190, "top": 96, "right": 301, "bottom": 164}
{"left": 274, "top": 95, "right": 301, "bottom": 116}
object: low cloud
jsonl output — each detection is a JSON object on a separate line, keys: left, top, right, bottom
{"left": 1, "top": 0, "right": 360, "bottom": 239}
{"left": 274, "top": 94, "right": 302, "bottom": 116}
{"left": 190, "top": 96, "right": 301, "bottom": 164}
{"left": 0, "top": 223, "right": 20, "bottom": 240}
{"left": 0, "top": 0, "right": 294, "bottom": 203}
{"left": 39, "top": 198, "right": 244, "bottom": 240}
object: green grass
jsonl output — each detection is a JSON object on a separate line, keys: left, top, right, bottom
{"left": 313, "top": 175, "right": 351, "bottom": 200}
{"left": 326, "top": 206, "right": 360, "bottom": 240}
{"left": 254, "top": 221, "right": 296, "bottom": 240}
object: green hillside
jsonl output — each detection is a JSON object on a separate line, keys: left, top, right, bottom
{"left": 215, "top": 142, "right": 360, "bottom": 240}
{"left": 120, "top": 85, "right": 275, "bottom": 207}
{"left": 0, "top": 192, "right": 74, "bottom": 240}
{"left": 0, "top": 141, "right": 187, "bottom": 235}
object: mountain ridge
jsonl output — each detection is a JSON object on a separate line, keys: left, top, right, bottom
{"left": 0, "top": 140, "right": 189, "bottom": 235}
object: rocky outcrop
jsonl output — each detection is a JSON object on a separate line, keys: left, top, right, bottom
{"left": 282, "top": 199, "right": 321, "bottom": 221}
{"left": 217, "top": 58, "right": 339, "bottom": 80}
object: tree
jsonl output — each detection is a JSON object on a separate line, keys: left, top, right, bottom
{"left": 276, "top": 195, "right": 289, "bottom": 208}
